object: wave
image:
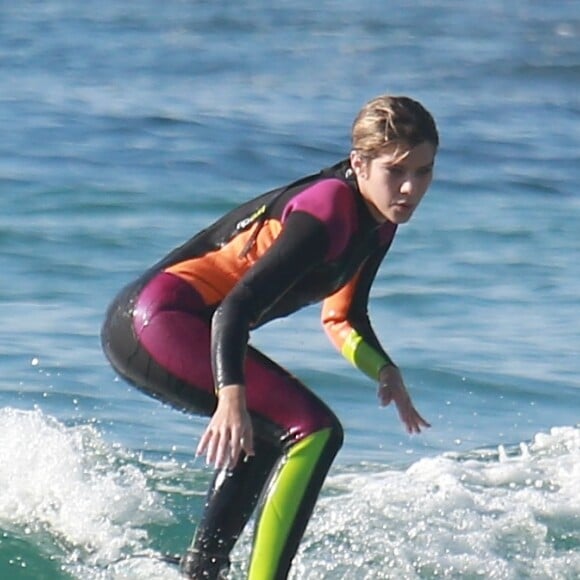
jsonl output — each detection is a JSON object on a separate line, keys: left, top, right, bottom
{"left": 0, "top": 407, "right": 179, "bottom": 579}
{"left": 286, "top": 425, "right": 580, "bottom": 579}
{"left": 1, "top": 407, "right": 578, "bottom": 579}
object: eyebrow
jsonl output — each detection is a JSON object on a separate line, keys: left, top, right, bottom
{"left": 418, "top": 162, "right": 435, "bottom": 171}
{"left": 382, "top": 160, "right": 435, "bottom": 170}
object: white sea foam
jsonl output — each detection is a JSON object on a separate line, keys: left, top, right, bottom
{"left": 287, "top": 425, "right": 580, "bottom": 580}
{"left": 1, "top": 407, "right": 578, "bottom": 579}
{"left": 0, "top": 407, "right": 180, "bottom": 579}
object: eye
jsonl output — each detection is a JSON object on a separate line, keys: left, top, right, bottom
{"left": 417, "top": 166, "right": 433, "bottom": 177}
{"left": 385, "top": 165, "right": 405, "bottom": 176}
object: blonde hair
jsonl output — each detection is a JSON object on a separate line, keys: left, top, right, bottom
{"left": 351, "top": 95, "right": 439, "bottom": 159}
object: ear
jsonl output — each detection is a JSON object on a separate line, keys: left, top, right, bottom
{"left": 349, "top": 150, "right": 367, "bottom": 179}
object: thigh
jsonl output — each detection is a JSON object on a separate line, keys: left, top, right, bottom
{"left": 244, "top": 346, "right": 341, "bottom": 447}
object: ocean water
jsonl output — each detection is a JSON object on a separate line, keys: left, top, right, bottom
{"left": 1, "top": 1, "right": 579, "bottom": 578}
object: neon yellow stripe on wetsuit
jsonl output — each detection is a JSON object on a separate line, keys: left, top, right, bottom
{"left": 247, "top": 429, "right": 332, "bottom": 580}
{"left": 342, "top": 328, "right": 390, "bottom": 380}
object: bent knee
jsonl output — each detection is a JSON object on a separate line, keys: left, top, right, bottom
{"left": 291, "top": 408, "right": 344, "bottom": 453}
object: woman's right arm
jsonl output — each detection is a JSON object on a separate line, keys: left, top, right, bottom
{"left": 199, "top": 211, "right": 331, "bottom": 468}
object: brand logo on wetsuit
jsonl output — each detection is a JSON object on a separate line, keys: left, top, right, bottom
{"left": 235, "top": 204, "right": 267, "bottom": 231}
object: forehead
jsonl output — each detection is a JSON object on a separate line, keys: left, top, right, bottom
{"left": 373, "top": 141, "right": 436, "bottom": 166}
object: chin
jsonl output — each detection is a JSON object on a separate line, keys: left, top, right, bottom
{"left": 388, "top": 213, "right": 412, "bottom": 225}
{"left": 388, "top": 208, "right": 415, "bottom": 224}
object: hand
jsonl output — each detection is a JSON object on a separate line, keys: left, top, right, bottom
{"left": 196, "top": 384, "right": 255, "bottom": 469}
{"left": 378, "top": 365, "right": 431, "bottom": 434}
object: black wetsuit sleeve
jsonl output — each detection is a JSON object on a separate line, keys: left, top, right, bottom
{"left": 211, "top": 211, "right": 329, "bottom": 389}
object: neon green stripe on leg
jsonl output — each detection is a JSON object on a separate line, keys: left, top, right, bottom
{"left": 247, "top": 428, "right": 331, "bottom": 580}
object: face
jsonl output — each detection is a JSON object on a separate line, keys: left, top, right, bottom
{"left": 350, "top": 141, "right": 436, "bottom": 224}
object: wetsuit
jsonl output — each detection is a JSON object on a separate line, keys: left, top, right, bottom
{"left": 101, "top": 159, "right": 398, "bottom": 579}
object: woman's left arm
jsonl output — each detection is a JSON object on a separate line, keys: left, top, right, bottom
{"left": 322, "top": 245, "right": 430, "bottom": 433}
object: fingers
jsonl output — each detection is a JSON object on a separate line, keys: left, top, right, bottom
{"left": 200, "top": 427, "right": 239, "bottom": 469}
{"left": 415, "top": 411, "right": 431, "bottom": 430}
{"left": 241, "top": 431, "right": 255, "bottom": 458}
{"left": 195, "top": 427, "right": 211, "bottom": 458}
{"left": 196, "top": 423, "right": 254, "bottom": 470}
{"left": 382, "top": 386, "right": 431, "bottom": 434}
{"left": 400, "top": 406, "right": 431, "bottom": 434}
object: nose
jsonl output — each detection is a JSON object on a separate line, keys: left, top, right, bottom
{"left": 400, "top": 176, "right": 416, "bottom": 196}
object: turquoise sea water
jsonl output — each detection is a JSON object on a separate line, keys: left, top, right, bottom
{"left": 1, "top": 2, "right": 579, "bottom": 578}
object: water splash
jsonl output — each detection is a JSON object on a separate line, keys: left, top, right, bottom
{"left": 0, "top": 407, "right": 179, "bottom": 579}
{"left": 282, "top": 425, "right": 580, "bottom": 579}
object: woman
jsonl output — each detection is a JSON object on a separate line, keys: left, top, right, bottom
{"left": 101, "top": 94, "right": 438, "bottom": 579}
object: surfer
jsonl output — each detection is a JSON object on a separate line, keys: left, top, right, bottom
{"left": 101, "top": 94, "right": 438, "bottom": 579}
